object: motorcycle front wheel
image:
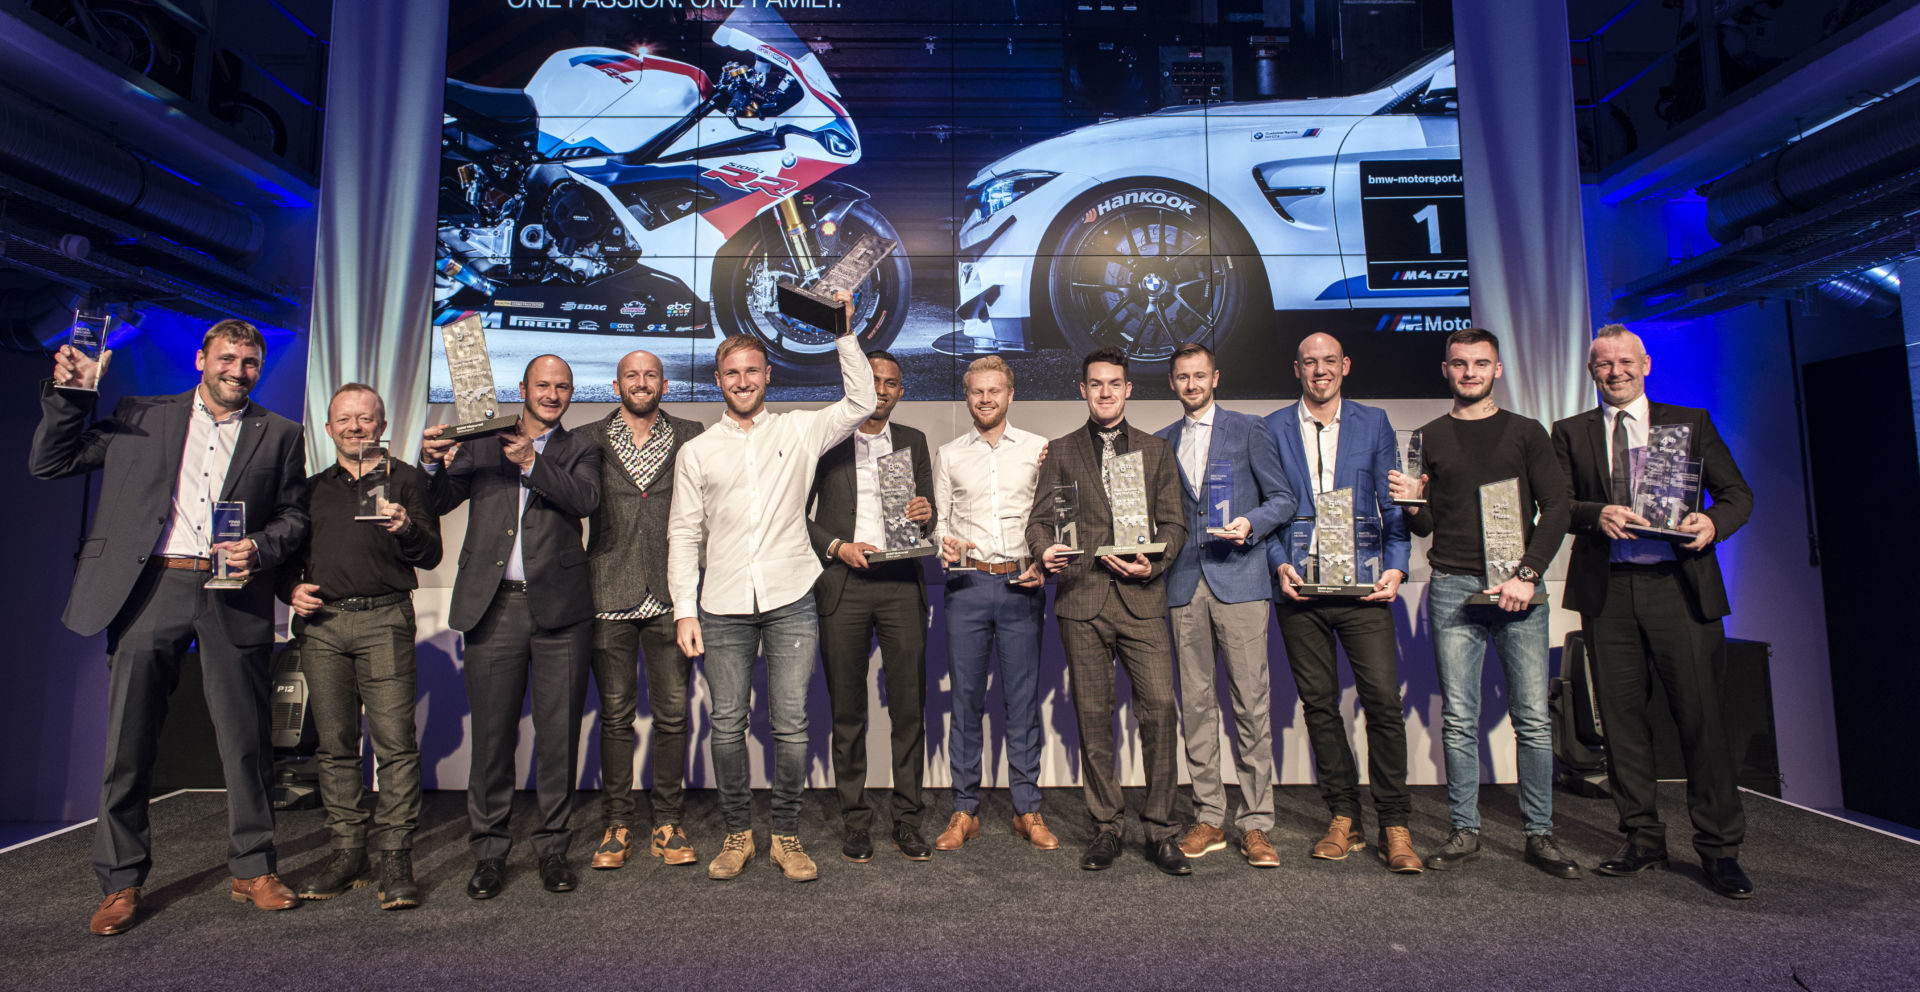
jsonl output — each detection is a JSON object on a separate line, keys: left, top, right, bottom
{"left": 712, "top": 200, "right": 911, "bottom": 385}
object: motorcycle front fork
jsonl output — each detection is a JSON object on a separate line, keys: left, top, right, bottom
{"left": 773, "top": 196, "right": 820, "bottom": 281}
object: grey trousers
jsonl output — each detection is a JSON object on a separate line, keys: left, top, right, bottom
{"left": 1171, "top": 577, "right": 1276, "bottom": 832}
{"left": 302, "top": 599, "right": 422, "bottom": 851}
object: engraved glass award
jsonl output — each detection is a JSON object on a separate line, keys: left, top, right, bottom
{"left": 1205, "top": 459, "right": 1236, "bottom": 537}
{"left": 1289, "top": 487, "right": 1380, "bottom": 597}
{"left": 775, "top": 233, "right": 899, "bottom": 336}
{"left": 1626, "top": 424, "right": 1702, "bottom": 541}
{"left": 945, "top": 494, "right": 976, "bottom": 571}
{"left": 438, "top": 311, "right": 519, "bottom": 440}
{"left": 353, "top": 438, "right": 390, "bottom": 522}
{"left": 1392, "top": 430, "right": 1427, "bottom": 507}
{"left": 1051, "top": 482, "right": 1084, "bottom": 558}
{"left": 1470, "top": 478, "right": 1546, "bottom": 605}
{"left": 1095, "top": 450, "right": 1166, "bottom": 557}
{"left": 866, "top": 448, "right": 937, "bottom": 563}
{"left": 58, "top": 308, "right": 112, "bottom": 394}
{"left": 206, "top": 501, "right": 247, "bottom": 589}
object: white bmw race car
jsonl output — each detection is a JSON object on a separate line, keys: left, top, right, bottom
{"left": 952, "top": 49, "right": 1467, "bottom": 365}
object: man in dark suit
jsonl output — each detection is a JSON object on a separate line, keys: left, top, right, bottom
{"left": 1027, "top": 347, "right": 1188, "bottom": 875}
{"left": 806, "top": 349, "right": 936, "bottom": 864}
{"left": 421, "top": 354, "right": 601, "bottom": 899}
{"left": 577, "top": 350, "right": 702, "bottom": 871}
{"left": 1551, "top": 323, "right": 1756, "bottom": 898}
{"left": 31, "top": 319, "right": 309, "bottom": 935}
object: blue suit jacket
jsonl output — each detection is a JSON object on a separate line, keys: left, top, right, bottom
{"left": 1262, "top": 400, "right": 1411, "bottom": 593}
{"left": 1155, "top": 408, "right": 1295, "bottom": 607}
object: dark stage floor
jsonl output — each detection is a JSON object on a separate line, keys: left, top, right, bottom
{"left": 5, "top": 784, "right": 1918, "bottom": 991}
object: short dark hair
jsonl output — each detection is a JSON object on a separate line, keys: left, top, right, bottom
{"left": 327, "top": 382, "right": 386, "bottom": 423}
{"left": 1169, "top": 342, "right": 1214, "bottom": 370}
{"left": 200, "top": 319, "right": 264, "bottom": 355}
{"left": 1444, "top": 326, "right": 1500, "bottom": 358}
{"left": 1081, "top": 346, "right": 1129, "bottom": 381}
{"left": 865, "top": 349, "right": 900, "bottom": 368}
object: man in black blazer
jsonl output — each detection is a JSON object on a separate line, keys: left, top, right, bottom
{"left": 577, "top": 350, "right": 702, "bottom": 870}
{"left": 805, "top": 350, "right": 936, "bottom": 863}
{"left": 1026, "top": 347, "right": 1189, "bottom": 875}
{"left": 422, "top": 354, "right": 602, "bottom": 899}
{"left": 31, "top": 320, "right": 309, "bottom": 935}
{"left": 1551, "top": 324, "right": 1756, "bottom": 898}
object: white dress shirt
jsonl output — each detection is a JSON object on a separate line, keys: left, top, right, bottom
{"left": 1296, "top": 398, "right": 1343, "bottom": 496}
{"left": 667, "top": 335, "right": 877, "bottom": 619}
{"left": 1177, "top": 402, "right": 1215, "bottom": 498}
{"left": 503, "top": 427, "right": 555, "bottom": 581}
{"left": 157, "top": 389, "right": 244, "bottom": 558}
{"left": 850, "top": 423, "right": 894, "bottom": 548}
{"left": 932, "top": 423, "right": 1046, "bottom": 564}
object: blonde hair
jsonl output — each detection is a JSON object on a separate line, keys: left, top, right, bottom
{"left": 714, "top": 334, "right": 767, "bottom": 367}
{"left": 962, "top": 355, "right": 1014, "bottom": 392}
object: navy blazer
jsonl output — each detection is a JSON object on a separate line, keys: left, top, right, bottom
{"left": 1155, "top": 408, "right": 1295, "bottom": 607}
{"left": 1263, "top": 400, "right": 1411, "bottom": 587}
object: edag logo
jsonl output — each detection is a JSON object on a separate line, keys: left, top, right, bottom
{"left": 1376, "top": 313, "right": 1474, "bottom": 333}
{"left": 1087, "top": 190, "right": 1195, "bottom": 222}
{"left": 561, "top": 301, "right": 606, "bottom": 312}
{"left": 620, "top": 300, "right": 648, "bottom": 316}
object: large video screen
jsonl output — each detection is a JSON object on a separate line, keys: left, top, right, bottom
{"left": 427, "top": 0, "right": 1467, "bottom": 403}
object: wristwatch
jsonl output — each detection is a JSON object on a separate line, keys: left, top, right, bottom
{"left": 1514, "top": 565, "right": 1541, "bottom": 583}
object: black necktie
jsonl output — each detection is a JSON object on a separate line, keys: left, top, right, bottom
{"left": 1313, "top": 421, "right": 1327, "bottom": 495}
{"left": 1610, "top": 410, "right": 1632, "bottom": 505}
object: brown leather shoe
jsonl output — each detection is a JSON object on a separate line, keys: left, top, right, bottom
{"left": 933, "top": 811, "right": 980, "bottom": 851}
{"left": 230, "top": 873, "right": 298, "bottom": 911}
{"left": 591, "top": 825, "right": 632, "bottom": 870}
{"left": 1378, "top": 826, "right": 1424, "bottom": 873}
{"left": 1311, "top": 816, "right": 1365, "bottom": 860}
{"left": 1012, "top": 812, "right": 1059, "bottom": 850}
{"left": 1178, "top": 822, "right": 1228, "bottom": 858}
{"left": 651, "top": 824, "right": 697, "bottom": 866}
{"left": 89, "top": 887, "right": 139, "bottom": 936}
{"left": 1240, "top": 829, "right": 1280, "bottom": 868}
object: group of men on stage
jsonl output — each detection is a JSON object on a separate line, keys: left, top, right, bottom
{"left": 34, "top": 310, "right": 1756, "bottom": 936}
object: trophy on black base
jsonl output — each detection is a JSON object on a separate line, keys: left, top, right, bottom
{"left": 206, "top": 501, "right": 248, "bottom": 590}
{"left": 352, "top": 439, "right": 390, "bottom": 522}
{"left": 1391, "top": 430, "right": 1427, "bottom": 507}
{"left": 865, "top": 448, "right": 938, "bottom": 563}
{"left": 1205, "top": 459, "right": 1237, "bottom": 537}
{"left": 438, "top": 312, "right": 519, "bottom": 440}
{"left": 775, "top": 233, "right": 898, "bottom": 337}
{"left": 1051, "top": 482, "right": 1084, "bottom": 559}
{"left": 1468, "top": 477, "right": 1547, "bottom": 606}
{"left": 1624, "top": 424, "right": 1703, "bottom": 541}
{"left": 1288, "top": 488, "right": 1383, "bottom": 598}
{"left": 57, "top": 308, "right": 112, "bottom": 394}
{"left": 1094, "top": 450, "right": 1166, "bottom": 557}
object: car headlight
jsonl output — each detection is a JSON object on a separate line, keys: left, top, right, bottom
{"left": 971, "top": 170, "right": 1057, "bottom": 221}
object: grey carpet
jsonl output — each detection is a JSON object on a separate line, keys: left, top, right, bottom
{"left": 3, "top": 784, "right": 1916, "bottom": 992}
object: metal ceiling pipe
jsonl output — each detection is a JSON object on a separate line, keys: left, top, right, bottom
{"left": 1815, "top": 268, "right": 1901, "bottom": 318}
{"left": 0, "top": 92, "right": 265, "bottom": 261}
{"left": 1704, "top": 82, "right": 1920, "bottom": 243}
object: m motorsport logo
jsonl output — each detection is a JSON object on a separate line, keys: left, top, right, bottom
{"left": 1375, "top": 312, "right": 1474, "bottom": 333}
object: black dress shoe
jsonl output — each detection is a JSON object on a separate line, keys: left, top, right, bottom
{"left": 539, "top": 855, "right": 577, "bottom": 893}
{"left": 893, "top": 823, "right": 932, "bottom": 862}
{"left": 1425, "top": 828, "right": 1480, "bottom": 871}
{"left": 466, "top": 858, "right": 506, "bottom": 900}
{"left": 842, "top": 829, "right": 874, "bottom": 863}
{"left": 1595, "top": 843, "right": 1669, "bottom": 877}
{"left": 1148, "top": 838, "right": 1193, "bottom": 877}
{"left": 1080, "top": 830, "right": 1122, "bottom": 871}
{"left": 1524, "top": 833, "right": 1582, "bottom": 879}
{"left": 1702, "top": 856, "right": 1754, "bottom": 899}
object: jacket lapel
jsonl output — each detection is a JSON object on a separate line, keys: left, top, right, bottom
{"left": 1330, "top": 404, "right": 1362, "bottom": 495}
{"left": 605, "top": 413, "right": 641, "bottom": 493}
{"left": 1584, "top": 408, "right": 1610, "bottom": 496}
{"left": 217, "top": 401, "right": 268, "bottom": 500}
{"left": 1271, "top": 404, "right": 1314, "bottom": 518}
{"left": 158, "top": 389, "right": 193, "bottom": 495}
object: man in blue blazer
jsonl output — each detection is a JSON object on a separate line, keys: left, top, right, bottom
{"left": 1156, "top": 343, "right": 1294, "bottom": 868}
{"left": 1263, "top": 332, "right": 1421, "bottom": 872}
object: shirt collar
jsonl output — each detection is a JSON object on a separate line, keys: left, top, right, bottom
{"left": 1087, "top": 418, "right": 1128, "bottom": 436}
{"left": 1298, "top": 398, "right": 1342, "bottom": 428}
{"left": 192, "top": 388, "right": 246, "bottom": 425}
{"left": 967, "top": 423, "right": 1022, "bottom": 445}
{"left": 1185, "top": 403, "right": 1216, "bottom": 429}
{"left": 855, "top": 422, "right": 893, "bottom": 447}
{"left": 720, "top": 407, "right": 771, "bottom": 433}
{"left": 1603, "top": 393, "right": 1650, "bottom": 426}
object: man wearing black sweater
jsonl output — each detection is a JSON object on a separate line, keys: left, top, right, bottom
{"left": 1389, "top": 327, "right": 1576, "bottom": 878}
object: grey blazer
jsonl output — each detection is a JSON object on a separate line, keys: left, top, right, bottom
{"left": 1024, "top": 423, "right": 1185, "bottom": 622}
{"left": 577, "top": 408, "right": 700, "bottom": 616}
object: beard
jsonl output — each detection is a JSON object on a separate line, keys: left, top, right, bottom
{"left": 620, "top": 390, "right": 661, "bottom": 418}
{"left": 1449, "top": 378, "right": 1493, "bottom": 405}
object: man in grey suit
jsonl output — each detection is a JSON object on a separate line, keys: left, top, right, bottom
{"left": 31, "top": 319, "right": 309, "bottom": 935}
{"left": 1027, "top": 347, "right": 1189, "bottom": 876}
{"left": 805, "top": 350, "right": 936, "bottom": 864}
{"left": 577, "top": 350, "right": 702, "bottom": 871}
{"left": 421, "top": 354, "right": 601, "bottom": 899}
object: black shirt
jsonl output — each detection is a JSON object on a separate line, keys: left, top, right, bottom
{"left": 1085, "top": 418, "right": 1131, "bottom": 468}
{"left": 1405, "top": 409, "right": 1569, "bottom": 578}
{"left": 292, "top": 458, "right": 442, "bottom": 601}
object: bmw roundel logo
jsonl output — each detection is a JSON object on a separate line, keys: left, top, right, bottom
{"left": 1141, "top": 273, "right": 1166, "bottom": 293}
{"left": 782, "top": 151, "right": 798, "bottom": 168}
{"left": 1253, "top": 131, "right": 1264, "bottom": 140}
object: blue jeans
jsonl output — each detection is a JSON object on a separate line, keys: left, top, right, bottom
{"left": 944, "top": 573, "right": 1046, "bottom": 815}
{"left": 1427, "top": 570, "right": 1554, "bottom": 835}
{"left": 700, "top": 593, "right": 819, "bottom": 835}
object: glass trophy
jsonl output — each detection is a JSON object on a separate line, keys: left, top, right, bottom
{"left": 58, "top": 308, "right": 112, "bottom": 394}
{"left": 1095, "top": 450, "right": 1166, "bottom": 557}
{"left": 866, "top": 448, "right": 937, "bottom": 563}
{"left": 352, "top": 438, "right": 391, "bottom": 522}
{"left": 438, "top": 311, "right": 519, "bottom": 440}
{"left": 1469, "top": 478, "right": 1546, "bottom": 605}
{"left": 1288, "top": 487, "right": 1381, "bottom": 597}
{"left": 206, "top": 501, "right": 247, "bottom": 589}
{"left": 945, "top": 494, "right": 976, "bottom": 571}
{"left": 1051, "top": 482, "right": 1084, "bottom": 558}
{"left": 1625, "top": 424, "right": 1703, "bottom": 541}
{"left": 1205, "top": 459, "right": 1236, "bottom": 537}
{"left": 775, "top": 233, "right": 899, "bottom": 336}
{"left": 1392, "top": 430, "right": 1427, "bottom": 507}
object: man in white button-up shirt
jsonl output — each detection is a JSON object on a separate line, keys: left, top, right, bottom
{"left": 667, "top": 299, "right": 875, "bottom": 883}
